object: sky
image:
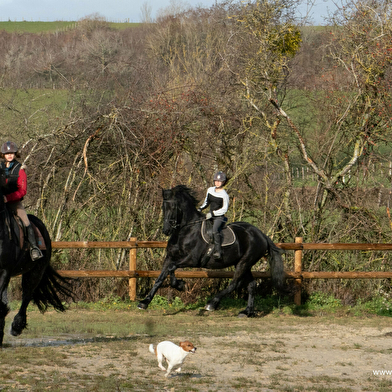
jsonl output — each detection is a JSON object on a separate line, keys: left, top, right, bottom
{"left": 0, "top": 0, "right": 338, "bottom": 25}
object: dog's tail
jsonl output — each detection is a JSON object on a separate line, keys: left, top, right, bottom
{"left": 149, "top": 344, "right": 155, "bottom": 355}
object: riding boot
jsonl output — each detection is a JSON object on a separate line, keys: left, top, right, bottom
{"left": 26, "top": 225, "right": 43, "bottom": 261}
{"left": 213, "top": 233, "right": 222, "bottom": 259}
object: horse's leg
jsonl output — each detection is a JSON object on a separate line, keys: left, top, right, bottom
{"left": 11, "top": 267, "right": 45, "bottom": 337}
{"left": 238, "top": 271, "right": 257, "bottom": 318}
{"left": 205, "top": 260, "right": 254, "bottom": 315}
{"left": 0, "top": 294, "right": 9, "bottom": 347}
{"left": 11, "top": 302, "right": 28, "bottom": 336}
{"left": 0, "top": 271, "right": 10, "bottom": 346}
{"left": 138, "top": 258, "right": 173, "bottom": 310}
{"left": 169, "top": 264, "right": 185, "bottom": 291}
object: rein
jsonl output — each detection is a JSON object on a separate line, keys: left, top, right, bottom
{"left": 182, "top": 218, "right": 205, "bottom": 227}
{"left": 163, "top": 199, "right": 204, "bottom": 231}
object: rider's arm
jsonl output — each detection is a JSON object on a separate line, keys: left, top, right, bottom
{"left": 5, "top": 168, "right": 27, "bottom": 202}
{"left": 199, "top": 188, "right": 213, "bottom": 210}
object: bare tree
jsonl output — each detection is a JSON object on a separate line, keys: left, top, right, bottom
{"left": 140, "top": 1, "right": 153, "bottom": 23}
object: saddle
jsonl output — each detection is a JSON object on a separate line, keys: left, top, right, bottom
{"left": 5, "top": 209, "right": 46, "bottom": 251}
{"left": 201, "top": 219, "right": 236, "bottom": 246}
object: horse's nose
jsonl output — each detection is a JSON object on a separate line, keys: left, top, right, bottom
{"left": 162, "top": 223, "right": 171, "bottom": 236}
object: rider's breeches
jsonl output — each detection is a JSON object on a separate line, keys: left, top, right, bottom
{"left": 7, "top": 201, "right": 30, "bottom": 226}
{"left": 212, "top": 216, "right": 224, "bottom": 234}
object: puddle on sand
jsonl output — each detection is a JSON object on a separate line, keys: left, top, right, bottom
{"left": 3, "top": 334, "right": 146, "bottom": 348}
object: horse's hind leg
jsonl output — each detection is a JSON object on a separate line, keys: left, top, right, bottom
{"left": 205, "top": 264, "right": 255, "bottom": 317}
{"left": 11, "top": 303, "right": 28, "bottom": 336}
{"left": 11, "top": 268, "right": 44, "bottom": 337}
{"left": 0, "top": 272, "right": 11, "bottom": 346}
{"left": 11, "top": 296, "right": 29, "bottom": 337}
{"left": 205, "top": 280, "right": 236, "bottom": 312}
{"left": 238, "top": 272, "right": 257, "bottom": 318}
{"left": 0, "top": 291, "right": 10, "bottom": 346}
{"left": 0, "top": 299, "right": 9, "bottom": 346}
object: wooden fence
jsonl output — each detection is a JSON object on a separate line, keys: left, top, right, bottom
{"left": 53, "top": 237, "right": 392, "bottom": 306}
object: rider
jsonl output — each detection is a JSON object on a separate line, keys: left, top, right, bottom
{"left": 198, "top": 171, "right": 229, "bottom": 259}
{"left": 0, "top": 141, "right": 43, "bottom": 261}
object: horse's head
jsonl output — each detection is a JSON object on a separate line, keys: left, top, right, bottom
{"left": 162, "top": 189, "right": 179, "bottom": 236}
{"left": 162, "top": 185, "right": 199, "bottom": 236}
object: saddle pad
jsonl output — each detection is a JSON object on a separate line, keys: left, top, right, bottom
{"left": 201, "top": 220, "right": 236, "bottom": 247}
{"left": 14, "top": 220, "right": 47, "bottom": 250}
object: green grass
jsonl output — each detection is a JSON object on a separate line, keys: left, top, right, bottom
{"left": 0, "top": 21, "right": 78, "bottom": 33}
{"left": 107, "top": 22, "right": 140, "bottom": 30}
{"left": 0, "top": 88, "right": 71, "bottom": 132}
{"left": 9, "top": 291, "right": 392, "bottom": 318}
{"left": 0, "top": 21, "right": 139, "bottom": 34}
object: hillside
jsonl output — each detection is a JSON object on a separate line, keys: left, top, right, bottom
{"left": 0, "top": 20, "right": 138, "bottom": 33}
{"left": 0, "top": 3, "right": 391, "bottom": 304}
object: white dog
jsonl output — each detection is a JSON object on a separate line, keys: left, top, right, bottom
{"left": 149, "top": 340, "right": 196, "bottom": 377}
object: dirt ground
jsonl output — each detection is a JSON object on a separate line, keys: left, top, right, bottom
{"left": 1, "top": 309, "right": 392, "bottom": 391}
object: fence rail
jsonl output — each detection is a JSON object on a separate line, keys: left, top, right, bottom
{"left": 52, "top": 238, "right": 392, "bottom": 305}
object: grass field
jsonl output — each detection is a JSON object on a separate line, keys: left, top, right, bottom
{"left": 0, "top": 21, "right": 326, "bottom": 35}
{"left": 0, "top": 21, "right": 78, "bottom": 33}
{"left": 0, "top": 20, "right": 139, "bottom": 33}
{"left": 0, "top": 88, "right": 74, "bottom": 142}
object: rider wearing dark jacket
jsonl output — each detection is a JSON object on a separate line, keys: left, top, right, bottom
{"left": 198, "top": 171, "right": 229, "bottom": 259}
{"left": 1, "top": 141, "right": 43, "bottom": 261}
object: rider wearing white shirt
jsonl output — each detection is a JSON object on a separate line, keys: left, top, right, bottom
{"left": 199, "top": 171, "right": 229, "bottom": 259}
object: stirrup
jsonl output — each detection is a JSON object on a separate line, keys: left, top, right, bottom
{"left": 213, "top": 251, "right": 222, "bottom": 259}
{"left": 30, "top": 247, "right": 43, "bottom": 261}
{"left": 206, "top": 245, "right": 214, "bottom": 256}
{"left": 201, "top": 245, "right": 214, "bottom": 267}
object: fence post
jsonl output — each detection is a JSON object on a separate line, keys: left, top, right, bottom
{"left": 294, "top": 237, "right": 303, "bottom": 306}
{"left": 129, "top": 237, "right": 137, "bottom": 301}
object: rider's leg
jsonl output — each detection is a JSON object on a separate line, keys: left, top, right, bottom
{"left": 9, "top": 201, "right": 43, "bottom": 261}
{"left": 212, "top": 216, "right": 224, "bottom": 259}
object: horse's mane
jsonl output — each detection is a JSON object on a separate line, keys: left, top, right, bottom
{"left": 0, "top": 167, "right": 5, "bottom": 186}
{"left": 0, "top": 168, "right": 5, "bottom": 199}
{"left": 172, "top": 185, "right": 200, "bottom": 208}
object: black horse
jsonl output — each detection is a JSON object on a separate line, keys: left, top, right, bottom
{"left": 138, "top": 185, "right": 285, "bottom": 317}
{"left": 0, "top": 171, "right": 73, "bottom": 347}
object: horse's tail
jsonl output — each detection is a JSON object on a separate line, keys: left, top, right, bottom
{"left": 266, "top": 237, "right": 285, "bottom": 291}
{"left": 27, "top": 214, "right": 74, "bottom": 313}
{"left": 32, "top": 265, "right": 74, "bottom": 313}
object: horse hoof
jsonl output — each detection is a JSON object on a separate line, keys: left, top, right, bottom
{"left": 10, "top": 326, "right": 22, "bottom": 336}
{"left": 137, "top": 302, "right": 148, "bottom": 310}
{"left": 205, "top": 304, "right": 215, "bottom": 312}
{"left": 10, "top": 316, "right": 26, "bottom": 336}
{"left": 238, "top": 311, "right": 255, "bottom": 318}
{"left": 176, "top": 280, "right": 185, "bottom": 291}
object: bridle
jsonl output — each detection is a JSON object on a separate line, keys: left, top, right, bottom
{"left": 163, "top": 199, "right": 205, "bottom": 232}
{"left": 163, "top": 199, "right": 180, "bottom": 231}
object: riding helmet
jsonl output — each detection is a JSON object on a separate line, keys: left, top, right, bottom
{"left": 213, "top": 171, "right": 227, "bottom": 183}
{"left": 1, "top": 141, "right": 18, "bottom": 154}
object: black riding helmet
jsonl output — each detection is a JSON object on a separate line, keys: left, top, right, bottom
{"left": 213, "top": 171, "right": 227, "bottom": 184}
{"left": 1, "top": 141, "right": 18, "bottom": 154}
